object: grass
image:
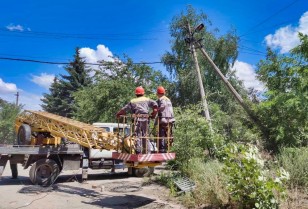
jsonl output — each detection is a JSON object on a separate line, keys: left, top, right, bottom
{"left": 278, "top": 147, "right": 308, "bottom": 188}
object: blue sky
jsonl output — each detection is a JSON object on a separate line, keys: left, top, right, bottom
{"left": 0, "top": 0, "right": 307, "bottom": 110}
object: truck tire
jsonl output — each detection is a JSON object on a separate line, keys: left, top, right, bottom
{"left": 29, "top": 159, "right": 60, "bottom": 187}
{"left": 17, "top": 124, "right": 31, "bottom": 145}
{"left": 133, "top": 167, "right": 154, "bottom": 177}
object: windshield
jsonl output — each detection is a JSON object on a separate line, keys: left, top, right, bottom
{"left": 113, "top": 127, "right": 130, "bottom": 135}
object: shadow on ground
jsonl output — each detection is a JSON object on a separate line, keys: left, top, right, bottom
{"left": 0, "top": 170, "right": 130, "bottom": 186}
{"left": 82, "top": 194, "right": 155, "bottom": 209}
{"left": 18, "top": 184, "right": 158, "bottom": 209}
{"left": 0, "top": 175, "right": 32, "bottom": 186}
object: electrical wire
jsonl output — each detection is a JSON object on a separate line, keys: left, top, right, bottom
{"left": 15, "top": 193, "right": 49, "bottom": 209}
{"left": 0, "top": 56, "right": 163, "bottom": 65}
{"left": 238, "top": 46, "right": 267, "bottom": 55}
{"left": 239, "top": 17, "right": 300, "bottom": 38}
{"left": 0, "top": 33, "right": 158, "bottom": 41}
{"left": 0, "top": 28, "right": 168, "bottom": 41}
{"left": 240, "top": 0, "right": 300, "bottom": 37}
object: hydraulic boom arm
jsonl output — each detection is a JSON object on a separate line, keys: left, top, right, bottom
{"left": 15, "top": 110, "right": 121, "bottom": 150}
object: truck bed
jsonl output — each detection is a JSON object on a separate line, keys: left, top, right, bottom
{"left": 0, "top": 144, "right": 83, "bottom": 155}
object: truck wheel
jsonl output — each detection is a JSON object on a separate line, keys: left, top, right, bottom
{"left": 17, "top": 124, "right": 31, "bottom": 145}
{"left": 29, "top": 159, "right": 60, "bottom": 187}
{"left": 133, "top": 167, "right": 154, "bottom": 177}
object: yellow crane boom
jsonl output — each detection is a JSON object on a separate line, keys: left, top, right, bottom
{"left": 15, "top": 110, "right": 121, "bottom": 150}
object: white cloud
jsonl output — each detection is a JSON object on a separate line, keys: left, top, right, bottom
{"left": 18, "top": 92, "right": 42, "bottom": 110}
{"left": 3, "top": 91, "right": 43, "bottom": 110}
{"left": 265, "top": 11, "right": 308, "bottom": 53}
{"left": 231, "top": 60, "right": 264, "bottom": 91}
{"left": 0, "top": 78, "right": 18, "bottom": 94}
{"left": 0, "top": 78, "right": 42, "bottom": 110}
{"left": 80, "top": 44, "right": 114, "bottom": 65}
{"left": 6, "top": 23, "right": 24, "bottom": 31}
{"left": 31, "top": 73, "right": 55, "bottom": 90}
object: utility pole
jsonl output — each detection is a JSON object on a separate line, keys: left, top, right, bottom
{"left": 187, "top": 22, "right": 212, "bottom": 131}
{"left": 15, "top": 92, "right": 19, "bottom": 106}
{"left": 191, "top": 26, "right": 269, "bottom": 138}
{"left": 195, "top": 42, "right": 260, "bottom": 123}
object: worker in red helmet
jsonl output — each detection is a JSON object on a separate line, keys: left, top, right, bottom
{"left": 116, "top": 86, "right": 158, "bottom": 154}
{"left": 156, "top": 86, "right": 175, "bottom": 153}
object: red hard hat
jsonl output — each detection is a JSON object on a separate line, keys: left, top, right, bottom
{"left": 157, "top": 86, "right": 165, "bottom": 94}
{"left": 135, "top": 86, "right": 145, "bottom": 95}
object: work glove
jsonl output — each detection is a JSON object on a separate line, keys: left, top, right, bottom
{"left": 150, "top": 110, "right": 158, "bottom": 119}
{"left": 116, "top": 109, "right": 125, "bottom": 119}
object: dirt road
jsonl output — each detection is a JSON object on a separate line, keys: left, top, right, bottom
{"left": 0, "top": 165, "right": 184, "bottom": 209}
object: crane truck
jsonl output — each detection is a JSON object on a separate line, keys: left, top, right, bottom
{"left": 0, "top": 110, "right": 175, "bottom": 186}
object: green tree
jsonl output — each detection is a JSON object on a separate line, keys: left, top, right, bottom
{"left": 73, "top": 57, "right": 169, "bottom": 123}
{"left": 256, "top": 33, "right": 308, "bottom": 150}
{"left": 41, "top": 48, "right": 92, "bottom": 118}
{"left": 161, "top": 5, "right": 244, "bottom": 113}
{"left": 0, "top": 98, "right": 22, "bottom": 144}
{"left": 162, "top": 6, "right": 260, "bottom": 143}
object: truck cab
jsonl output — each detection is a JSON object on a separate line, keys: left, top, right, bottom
{"left": 92, "top": 122, "right": 130, "bottom": 136}
{"left": 88, "top": 123, "right": 130, "bottom": 170}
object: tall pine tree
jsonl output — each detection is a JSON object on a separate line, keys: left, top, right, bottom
{"left": 41, "top": 47, "right": 92, "bottom": 118}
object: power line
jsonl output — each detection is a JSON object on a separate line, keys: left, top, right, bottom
{"left": 240, "top": 51, "right": 266, "bottom": 56}
{"left": 0, "top": 56, "right": 162, "bottom": 65}
{"left": 0, "top": 53, "right": 69, "bottom": 61}
{"left": 0, "top": 33, "right": 158, "bottom": 41}
{"left": 239, "top": 17, "right": 299, "bottom": 38}
{"left": 0, "top": 27, "right": 168, "bottom": 41}
{"left": 240, "top": 0, "right": 300, "bottom": 37}
{"left": 0, "top": 28, "right": 168, "bottom": 37}
{"left": 238, "top": 46, "right": 267, "bottom": 55}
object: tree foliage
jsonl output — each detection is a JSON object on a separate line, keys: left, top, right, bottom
{"left": 73, "top": 57, "right": 169, "bottom": 123}
{"left": 0, "top": 98, "right": 22, "bottom": 144}
{"left": 161, "top": 5, "right": 260, "bottom": 144}
{"left": 41, "top": 48, "right": 92, "bottom": 118}
{"left": 256, "top": 33, "right": 308, "bottom": 150}
{"left": 161, "top": 5, "right": 244, "bottom": 114}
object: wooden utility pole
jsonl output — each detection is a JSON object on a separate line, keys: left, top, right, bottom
{"left": 194, "top": 40, "right": 269, "bottom": 137}
{"left": 187, "top": 22, "right": 212, "bottom": 130}
{"left": 15, "top": 92, "right": 19, "bottom": 106}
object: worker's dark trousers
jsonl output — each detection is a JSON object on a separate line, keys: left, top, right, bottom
{"left": 158, "top": 123, "right": 173, "bottom": 152}
{"left": 134, "top": 120, "right": 151, "bottom": 154}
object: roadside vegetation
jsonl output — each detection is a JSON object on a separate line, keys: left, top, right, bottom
{"left": 154, "top": 7, "right": 307, "bottom": 208}
{"left": 0, "top": 5, "right": 307, "bottom": 209}
{"left": 0, "top": 99, "right": 21, "bottom": 144}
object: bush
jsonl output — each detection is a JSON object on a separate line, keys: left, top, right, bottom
{"left": 221, "top": 143, "right": 289, "bottom": 208}
{"left": 172, "top": 106, "right": 214, "bottom": 171}
{"left": 278, "top": 147, "right": 308, "bottom": 188}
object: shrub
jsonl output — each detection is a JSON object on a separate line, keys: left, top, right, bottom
{"left": 172, "top": 106, "right": 214, "bottom": 172}
{"left": 221, "top": 143, "right": 289, "bottom": 208}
